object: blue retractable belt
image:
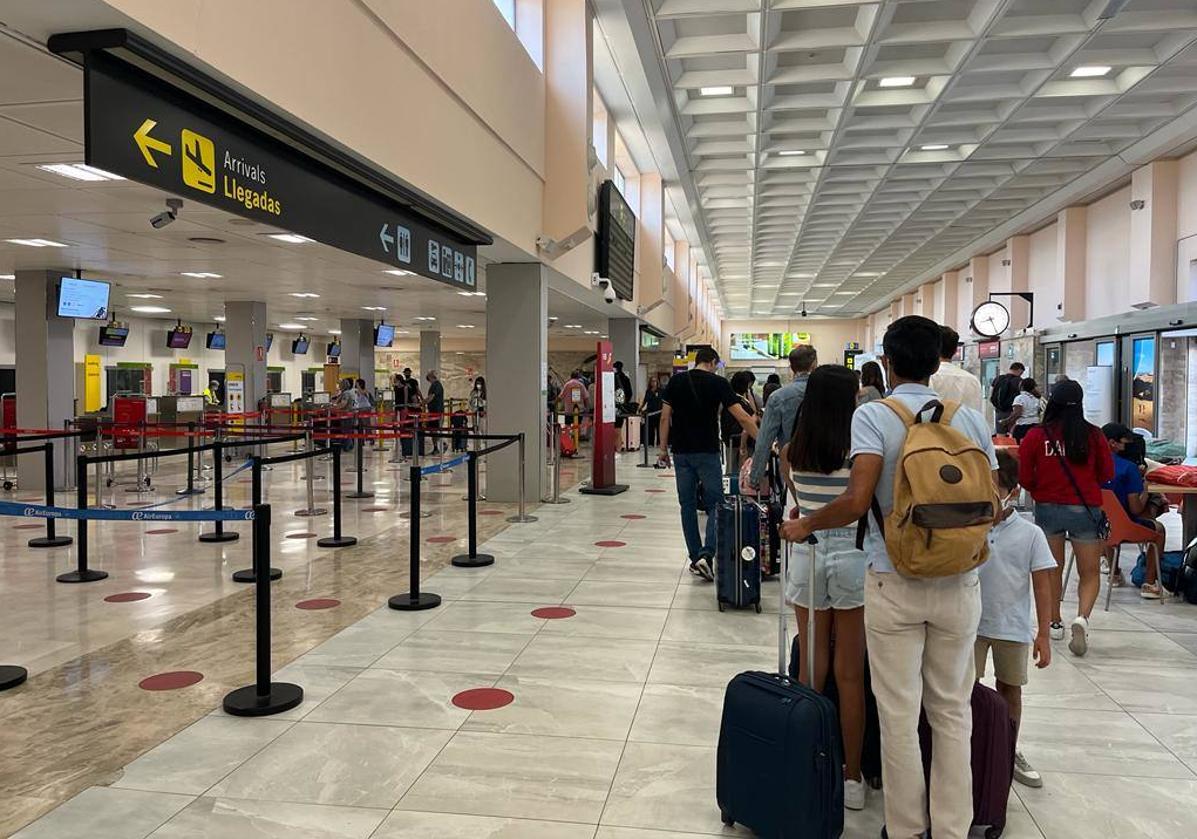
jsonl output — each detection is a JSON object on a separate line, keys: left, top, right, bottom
{"left": 0, "top": 500, "right": 255, "bottom": 522}
{"left": 420, "top": 454, "right": 468, "bottom": 476}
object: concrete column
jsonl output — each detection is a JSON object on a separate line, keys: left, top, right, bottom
{"left": 14, "top": 270, "right": 75, "bottom": 488}
{"left": 608, "top": 318, "right": 639, "bottom": 401}
{"left": 967, "top": 255, "right": 990, "bottom": 327}
{"left": 940, "top": 271, "right": 960, "bottom": 333}
{"left": 1006, "top": 234, "right": 1031, "bottom": 328}
{"left": 1130, "top": 160, "right": 1178, "bottom": 309}
{"left": 889, "top": 300, "right": 901, "bottom": 323}
{"left": 225, "top": 301, "right": 268, "bottom": 416}
{"left": 339, "top": 319, "right": 375, "bottom": 385}
{"left": 419, "top": 330, "right": 441, "bottom": 380}
{"left": 1056, "top": 207, "right": 1087, "bottom": 322}
{"left": 486, "top": 263, "right": 548, "bottom": 503}
{"left": 901, "top": 292, "right": 916, "bottom": 318}
{"left": 917, "top": 282, "right": 936, "bottom": 319}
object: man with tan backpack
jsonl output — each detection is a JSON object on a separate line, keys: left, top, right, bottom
{"left": 782, "top": 316, "right": 999, "bottom": 839}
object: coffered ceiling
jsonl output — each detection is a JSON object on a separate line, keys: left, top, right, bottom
{"left": 633, "top": 0, "right": 1197, "bottom": 318}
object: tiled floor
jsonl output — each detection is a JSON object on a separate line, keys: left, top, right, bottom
{"left": 11, "top": 460, "right": 1197, "bottom": 838}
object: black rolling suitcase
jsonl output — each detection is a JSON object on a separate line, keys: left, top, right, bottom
{"left": 715, "top": 494, "right": 764, "bottom": 612}
{"left": 717, "top": 537, "right": 845, "bottom": 837}
{"left": 450, "top": 412, "right": 468, "bottom": 452}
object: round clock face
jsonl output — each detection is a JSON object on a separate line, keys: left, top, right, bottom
{"left": 971, "top": 301, "right": 1010, "bottom": 338}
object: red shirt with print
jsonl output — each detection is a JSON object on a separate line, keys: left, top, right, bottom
{"left": 1017, "top": 424, "right": 1113, "bottom": 507}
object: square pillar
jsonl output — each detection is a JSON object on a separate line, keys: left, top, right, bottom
{"left": 608, "top": 318, "right": 639, "bottom": 402}
{"left": 339, "top": 319, "right": 376, "bottom": 386}
{"left": 1056, "top": 207, "right": 1087, "bottom": 322}
{"left": 419, "top": 330, "right": 441, "bottom": 380}
{"left": 1006, "top": 234, "right": 1031, "bottom": 328}
{"left": 1130, "top": 160, "right": 1178, "bottom": 309}
{"left": 485, "top": 263, "right": 548, "bottom": 503}
{"left": 15, "top": 270, "right": 75, "bottom": 488}
{"left": 225, "top": 301, "right": 268, "bottom": 413}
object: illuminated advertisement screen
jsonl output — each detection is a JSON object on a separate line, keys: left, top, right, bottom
{"left": 728, "top": 332, "right": 811, "bottom": 361}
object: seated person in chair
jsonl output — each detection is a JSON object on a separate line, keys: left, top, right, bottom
{"left": 1102, "top": 423, "right": 1167, "bottom": 599}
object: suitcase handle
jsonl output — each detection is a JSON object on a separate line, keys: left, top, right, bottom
{"left": 779, "top": 534, "right": 819, "bottom": 684}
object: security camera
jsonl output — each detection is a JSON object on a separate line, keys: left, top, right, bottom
{"left": 150, "top": 198, "right": 183, "bottom": 230}
{"left": 592, "top": 274, "right": 617, "bottom": 304}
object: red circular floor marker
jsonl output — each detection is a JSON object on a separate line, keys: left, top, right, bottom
{"left": 296, "top": 598, "right": 341, "bottom": 610}
{"left": 105, "top": 592, "right": 152, "bottom": 603}
{"left": 595, "top": 540, "right": 626, "bottom": 548}
{"left": 426, "top": 535, "right": 457, "bottom": 544}
{"left": 452, "top": 687, "right": 514, "bottom": 711}
{"left": 12, "top": 523, "right": 42, "bottom": 530}
{"left": 145, "top": 528, "right": 178, "bottom": 535}
{"left": 361, "top": 506, "right": 390, "bottom": 512}
{"left": 658, "top": 473, "right": 675, "bottom": 477}
{"left": 286, "top": 532, "right": 318, "bottom": 539}
{"left": 531, "top": 606, "right": 576, "bottom": 619}
{"left": 139, "top": 671, "right": 204, "bottom": 691}
{"left": 479, "top": 510, "right": 504, "bottom": 516}
{"left": 621, "top": 514, "right": 647, "bottom": 520}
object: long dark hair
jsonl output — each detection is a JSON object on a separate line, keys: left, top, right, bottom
{"left": 860, "top": 360, "right": 884, "bottom": 392}
{"left": 788, "top": 365, "right": 858, "bottom": 474}
{"left": 1042, "top": 401, "right": 1092, "bottom": 464}
{"left": 474, "top": 376, "right": 487, "bottom": 399}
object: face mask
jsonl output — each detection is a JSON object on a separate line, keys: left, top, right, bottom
{"left": 1002, "top": 490, "right": 1019, "bottom": 513}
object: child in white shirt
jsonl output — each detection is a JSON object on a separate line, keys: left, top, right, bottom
{"left": 977, "top": 449, "right": 1055, "bottom": 788}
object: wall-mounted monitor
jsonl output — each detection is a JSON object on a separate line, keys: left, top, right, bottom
{"left": 596, "top": 180, "right": 635, "bottom": 303}
{"left": 327, "top": 341, "right": 342, "bottom": 358}
{"left": 98, "top": 325, "right": 129, "bottom": 347}
{"left": 291, "top": 336, "right": 310, "bottom": 355}
{"left": 728, "top": 332, "right": 812, "bottom": 361}
{"left": 374, "top": 323, "right": 395, "bottom": 347}
{"left": 167, "top": 327, "right": 193, "bottom": 349}
{"left": 265, "top": 333, "right": 274, "bottom": 351}
{"left": 58, "top": 277, "right": 111, "bottom": 320}
{"left": 206, "top": 331, "right": 226, "bottom": 350}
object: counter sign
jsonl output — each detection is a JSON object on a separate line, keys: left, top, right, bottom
{"left": 83, "top": 52, "right": 477, "bottom": 289}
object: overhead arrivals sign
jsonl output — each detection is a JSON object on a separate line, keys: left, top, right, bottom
{"left": 83, "top": 52, "right": 477, "bottom": 289}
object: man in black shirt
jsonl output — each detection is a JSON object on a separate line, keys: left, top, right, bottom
{"left": 659, "top": 347, "right": 757, "bottom": 580}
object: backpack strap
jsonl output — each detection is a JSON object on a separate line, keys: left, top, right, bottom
{"left": 879, "top": 396, "right": 916, "bottom": 427}
{"left": 936, "top": 400, "right": 961, "bottom": 425}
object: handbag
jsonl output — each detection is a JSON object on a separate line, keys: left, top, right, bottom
{"left": 1042, "top": 425, "right": 1111, "bottom": 542}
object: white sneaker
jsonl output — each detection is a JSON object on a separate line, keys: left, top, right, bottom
{"left": 1049, "top": 621, "right": 1065, "bottom": 641}
{"left": 1013, "top": 751, "right": 1042, "bottom": 788}
{"left": 1069, "top": 616, "right": 1089, "bottom": 657}
{"left": 844, "top": 778, "right": 866, "bottom": 811}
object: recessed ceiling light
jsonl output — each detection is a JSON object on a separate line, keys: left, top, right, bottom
{"left": 919, "top": 144, "right": 949, "bottom": 151}
{"left": 396, "top": 329, "right": 410, "bottom": 334}
{"left": 266, "top": 233, "right": 314, "bottom": 243}
{"left": 699, "top": 85, "right": 734, "bottom": 96}
{"left": 601, "top": 334, "right": 608, "bottom": 339}
{"left": 456, "top": 324, "right": 476, "bottom": 329}
{"left": 384, "top": 269, "right": 413, "bottom": 276}
{"left": 564, "top": 324, "right": 582, "bottom": 329}
{"left": 584, "top": 330, "right": 600, "bottom": 335}
{"left": 457, "top": 291, "right": 474, "bottom": 297}
{"left": 0, "top": 274, "right": 14, "bottom": 280}
{"left": 213, "top": 315, "right": 226, "bottom": 322}
{"left": 329, "top": 328, "right": 341, "bottom": 335}
{"left": 180, "top": 271, "right": 222, "bottom": 279}
{"left": 833, "top": 291, "right": 856, "bottom": 295}
{"left": 853, "top": 271, "right": 881, "bottom": 277}
{"left": 812, "top": 283, "right": 837, "bottom": 288}
{"left": 361, "top": 306, "right": 386, "bottom": 312}
{"left": 278, "top": 322, "right": 305, "bottom": 330}
{"left": 6, "top": 238, "right": 67, "bottom": 248}
{"left": 414, "top": 316, "right": 436, "bottom": 321}
{"left": 289, "top": 292, "right": 320, "bottom": 298}
{"left": 777, "top": 150, "right": 806, "bottom": 157}
{"left": 878, "top": 76, "right": 916, "bottom": 88}
{"left": 548, "top": 316, "right": 558, "bottom": 322}
{"left": 1070, "top": 65, "right": 1111, "bottom": 78}
{"left": 127, "top": 293, "right": 163, "bottom": 299}
{"left": 130, "top": 305, "right": 171, "bottom": 314}
{"left": 295, "top": 316, "right": 319, "bottom": 322}
{"left": 36, "top": 163, "right": 124, "bottom": 182}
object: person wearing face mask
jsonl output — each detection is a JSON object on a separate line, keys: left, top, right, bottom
{"left": 975, "top": 449, "right": 1055, "bottom": 790}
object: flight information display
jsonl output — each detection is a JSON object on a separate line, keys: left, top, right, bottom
{"left": 58, "top": 277, "right": 111, "bottom": 320}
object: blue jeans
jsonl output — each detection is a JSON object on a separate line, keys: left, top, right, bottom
{"left": 673, "top": 452, "right": 724, "bottom": 561}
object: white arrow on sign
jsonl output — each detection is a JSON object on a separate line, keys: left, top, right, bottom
{"left": 379, "top": 224, "right": 395, "bottom": 254}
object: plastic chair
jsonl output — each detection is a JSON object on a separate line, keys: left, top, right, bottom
{"left": 1064, "top": 490, "right": 1165, "bottom": 610}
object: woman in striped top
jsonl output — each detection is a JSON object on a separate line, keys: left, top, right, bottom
{"left": 780, "top": 364, "right": 869, "bottom": 812}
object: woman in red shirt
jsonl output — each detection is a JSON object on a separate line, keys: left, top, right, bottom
{"left": 1018, "top": 379, "right": 1113, "bottom": 658}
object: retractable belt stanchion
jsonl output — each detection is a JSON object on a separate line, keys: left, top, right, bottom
{"left": 506, "top": 432, "right": 538, "bottom": 523}
{"left": 58, "top": 453, "right": 107, "bottom": 583}
{"left": 223, "top": 503, "right": 304, "bottom": 717}
{"left": 0, "top": 660, "right": 25, "bottom": 691}
{"left": 317, "top": 445, "right": 357, "bottom": 548}
{"left": 541, "top": 416, "right": 569, "bottom": 505}
{"left": 127, "top": 420, "right": 154, "bottom": 494}
{"left": 345, "top": 415, "right": 374, "bottom": 499}
{"left": 451, "top": 450, "right": 495, "bottom": 568}
{"left": 389, "top": 462, "right": 441, "bottom": 611}
{"left": 199, "top": 441, "right": 239, "bottom": 544}
{"left": 637, "top": 410, "right": 660, "bottom": 468}
{"left": 400, "top": 431, "right": 431, "bottom": 519}
{"left": 28, "top": 441, "right": 73, "bottom": 548}
{"left": 232, "top": 457, "right": 281, "bottom": 583}
{"left": 176, "top": 422, "right": 204, "bottom": 496}
{"left": 294, "top": 425, "right": 327, "bottom": 518}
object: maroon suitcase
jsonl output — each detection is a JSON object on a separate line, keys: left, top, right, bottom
{"left": 918, "top": 682, "right": 1016, "bottom": 839}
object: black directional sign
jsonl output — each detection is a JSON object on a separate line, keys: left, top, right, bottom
{"left": 84, "top": 52, "right": 478, "bottom": 288}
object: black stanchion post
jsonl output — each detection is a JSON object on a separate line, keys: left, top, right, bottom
{"left": 177, "top": 421, "right": 203, "bottom": 496}
{"left": 29, "top": 442, "right": 72, "bottom": 548}
{"left": 0, "top": 662, "right": 26, "bottom": 691}
{"left": 318, "top": 446, "right": 357, "bottom": 548}
{"left": 200, "top": 441, "right": 239, "bottom": 544}
{"left": 223, "top": 503, "right": 304, "bottom": 717}
{"left": 452, "top": 451, "right": 494, "bottom": 568}
{"left": 389, "top": 463, "right": 441, "bottom": 611}
{"left": 57, "top": 453, "right": 106, "bottom": 583}
{"left": 345, "top": 416, "right": 374, "bottom": 499}
{"left": 233, "top": 457, "right": 281, "bottom": 582}
{"left": 637, "top": 414, "right": 653, "bottom": 468}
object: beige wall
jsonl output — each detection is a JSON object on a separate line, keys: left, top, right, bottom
{"left": 1085, "top": 185, "right": 1133, "bottom": 320}
{"left": 1027, "top": 223, "right": 1059, "bottom": 328}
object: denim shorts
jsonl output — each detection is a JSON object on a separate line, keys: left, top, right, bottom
{"left": 786, "top": 528, "right": 866, "bottom": 610}
{"left": 1034, "top": 502, "right": 1102, "bottom": 543}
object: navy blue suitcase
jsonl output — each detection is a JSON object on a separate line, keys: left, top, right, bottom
{"left": 716, "top": 538, "right": 845, "bottom": 838}
{"left": 715, "top": 495, "right": 764, "bottom": 612}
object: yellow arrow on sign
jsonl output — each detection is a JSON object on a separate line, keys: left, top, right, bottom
{"left": 133, "top": 118, "right": 172, "bottom": 168}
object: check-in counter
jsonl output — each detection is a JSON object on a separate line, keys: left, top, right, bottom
{"left": 156, "top": 395, "right": 206, "bottom": 450}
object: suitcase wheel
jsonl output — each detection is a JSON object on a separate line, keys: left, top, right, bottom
{"left": 720, "top": 810, "right": 734, "bottom": 827}
{"left": 985, "top": 826, "right": 1004, "bottom": 839}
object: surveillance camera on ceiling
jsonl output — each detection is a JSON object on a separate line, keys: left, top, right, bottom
{"left": 150, "top": 198, "right": 183, "bottom": 230}
{"left": 591, "top": 273, "right": 617, "bottom": 304}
